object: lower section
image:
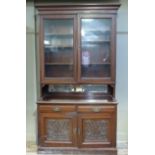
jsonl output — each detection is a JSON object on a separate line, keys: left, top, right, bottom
{"left": 37, "top": 101, "right": 117, "bottom": 149}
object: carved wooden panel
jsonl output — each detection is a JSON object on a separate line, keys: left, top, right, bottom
{"left": 46, "top": 119, "right": 70, "bottom": 141}
{"left": 83, "top": 119, "right": 109, "bottom": 142}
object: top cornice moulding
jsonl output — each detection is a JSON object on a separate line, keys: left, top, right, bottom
{"left": 34, "top": 2, "right": 121, "bottom": 12}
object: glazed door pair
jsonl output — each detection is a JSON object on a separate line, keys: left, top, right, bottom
{"left": 40, "top": 14, "right": 115, "bottom": 84}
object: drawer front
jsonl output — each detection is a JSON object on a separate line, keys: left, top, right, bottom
{"left": 39, "top": 105, "right": 76, "bottom": 113}
{"left": 77, "top": 105, "right": 115, "bottom": 113}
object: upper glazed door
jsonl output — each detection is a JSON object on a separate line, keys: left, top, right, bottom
{"left": 40, "top": 15, "right": 77, "bottom": 84}
{"left": 78, "top": 14, "right": 116, "bottom": 84}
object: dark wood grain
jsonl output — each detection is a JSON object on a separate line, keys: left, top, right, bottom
{"left": 38, "top": 103, "right": 117, "bottom": 148}
{"left": 39, "top": 111, "right": 77, "bottom": 147}
{"left": 36, "top": 2, "right": 120, "bottom": 151}
{"left": 37, "top": 5, "right": 119, "bottom": 84}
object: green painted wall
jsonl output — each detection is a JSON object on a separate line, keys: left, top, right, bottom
{"left": 26, "top": 0, "right": 128, "bottom": 147}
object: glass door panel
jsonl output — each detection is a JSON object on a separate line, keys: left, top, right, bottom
{"left": 43, "top": 19, "right": 74, "bottom": 78}
{"left": 80, "top": 18, "right": 112, "bottom": 79}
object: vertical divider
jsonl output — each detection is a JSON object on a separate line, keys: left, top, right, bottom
{"left": 74, "top": 14, "right": 78, "bottom": 82}
{"left": 77, "top": 14, "right": 81, "bottom": 82}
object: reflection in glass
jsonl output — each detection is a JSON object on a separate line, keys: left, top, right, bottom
{"left": 81, "top": 18, "right": 112, "bottom": 78}
{"left": 43, "top": 19, "right": 74, "bottom": 78}
{"left": 48, "top": 84, "right": 108, "bottom": 93}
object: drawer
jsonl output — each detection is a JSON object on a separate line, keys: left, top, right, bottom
{"left": 77, "top": 105, "right": 115, "bottom": 113}
{"left": 39, "top": 105, "right": 76, "bottom": 113}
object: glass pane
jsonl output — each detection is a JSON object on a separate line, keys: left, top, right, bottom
{"left": 81, "top": 18, "right": 112, "bottom": 78}
{"left": 44, "top": 19, "right": 74, "bottom": 78}
{"left": 48, "top": 84, "right": 108, "bottom": 93}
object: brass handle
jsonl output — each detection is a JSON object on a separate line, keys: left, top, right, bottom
{"left": 92, "top": 107, "right": 101, "bottom": 113}
{"left": 52, "top": 107, "right": 61, "bottom": 112}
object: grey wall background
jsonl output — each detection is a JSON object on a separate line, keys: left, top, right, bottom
{"left": 26, "top": 0, "right": 128, "bottom": 148}
{"left": 116, "top": 0, "right": 128, "bottom": 143}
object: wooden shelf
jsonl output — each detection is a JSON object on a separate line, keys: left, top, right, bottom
{"left": 45, "top": 45, "right": 73, "bottom": 48}
{"left": 45, "top": 63, "right": 73, "bottom": 65}
{"left": 45, "top": 33, "right": 73, "bottom": 36}
{"left": 82, "top": 40, "right": 110, "bottom": 43}
{"left": 81, "top": 63, "right": 110, "bottom": 65}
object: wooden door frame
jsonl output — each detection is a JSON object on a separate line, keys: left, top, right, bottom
{"left": 77, "top": 112, "right": 116, "bottom": 148}
{"left": 39, "top": 14, "right": 78, "bottom": 84}
{"left": 77, "top": 14, "right": 116, "bottom": 84}
{"left": 39, "top": 112, "right": 77, "bottom": 147}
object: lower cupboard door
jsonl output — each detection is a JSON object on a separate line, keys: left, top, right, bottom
{"left": 39, "top": 113, "right": 77, "bottom": 147}
{"left": 78, "top": 113, "right": 116, "bottom": 148}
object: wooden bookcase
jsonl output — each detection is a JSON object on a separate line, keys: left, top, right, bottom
{"left": 35, "top": 2, "right": 120, "bottom": 152}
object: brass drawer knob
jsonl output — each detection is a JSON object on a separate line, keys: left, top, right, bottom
{"left": 52, "top": 107, "right": 61, "bottom": 112}
{"left": 92, "top": 107, "right": 101, "bottom": 112}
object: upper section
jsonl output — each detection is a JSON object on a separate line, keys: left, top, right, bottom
{"left": 35, "top": 3, "right": 120, "bottom": 100}
{"left": 36, "top": 3, "right": 120, "bottom": 85}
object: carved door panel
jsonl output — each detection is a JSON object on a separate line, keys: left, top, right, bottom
{"left": 78, "top": 113, "right": 116, "bottom": 148}
{"left": 39, "top": 112, "right": 77, "bottom": 147}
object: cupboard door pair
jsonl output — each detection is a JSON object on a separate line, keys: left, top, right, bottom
{"left": 39, "top": 14, "right": 115, "bottom": 84}
{"left": 39, "top": 111, "right": 116, "bottom": 148}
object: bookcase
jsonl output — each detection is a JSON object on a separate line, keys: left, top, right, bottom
{"left": 35, "top": 2, "right": 120, "bottom": 152}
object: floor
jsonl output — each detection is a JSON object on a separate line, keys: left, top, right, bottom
{"left": 26, "top": 141, "right": 128, "bottom": 155}
{"left": 26, "top": 149, "right": 127, "bottom": 155}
